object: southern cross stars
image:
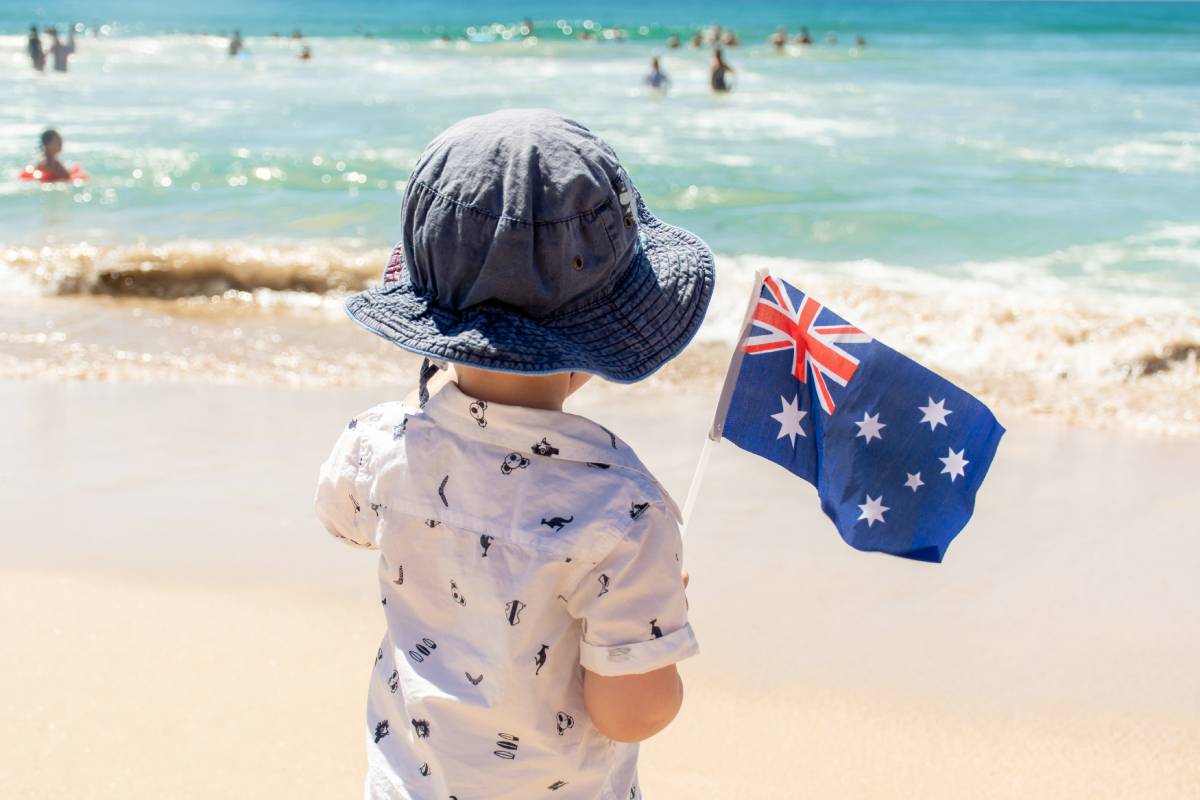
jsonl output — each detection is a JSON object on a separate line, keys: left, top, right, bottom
{"left": 904, "top": 472, "right": 924, "bottom": 492}
{"left": 770, "top": 395, "right": 808, "bottom": 447}
{"left": 854, "top": 412, "right": 885, "bottom": 444}
{"left": 939, "top": 448, "right": 969, "bottom": 482}
{"left": 857, "top": 495, "right": 889, "bottom": 527}
{"left": 918, "top": 397, "right": 952, "bottom": 431}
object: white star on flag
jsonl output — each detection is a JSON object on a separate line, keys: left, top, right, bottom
{"left": 857, "top": 494, "right": 889, "bottom": 527}
{"left": 918, "top": 397, "right": 952, "bottom": 431}
{"left": 939, "top": 448, "right": 969, "bottom": 482}
{"left": 854, "top": 411, "right": 886, "bottom": 444}
{"left": 770, "top": 394, "right": 808, "bottom": 447}
{"left": 904, "top": 472, "right": 924, "bottom": 492}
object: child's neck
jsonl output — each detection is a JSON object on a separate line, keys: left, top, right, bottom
{"left": 454, "top": 367, "right": 571, "bottom": 412}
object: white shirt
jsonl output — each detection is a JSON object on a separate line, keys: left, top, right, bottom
{"left": 315, "top": 382, "right": 698, "bottom": 800}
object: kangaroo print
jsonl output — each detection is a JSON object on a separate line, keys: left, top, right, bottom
{"left": 534, "top": 644, "right": 549, "bottom": 675}
{"left": 480, "top": 534, "right": 494, "bottom": 557}
{"left": 540, "top": 515, "right": 573, "bottom": 532}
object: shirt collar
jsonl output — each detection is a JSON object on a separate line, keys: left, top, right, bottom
{"left": 420, "top": 381, "right": 651, "bottom": 478}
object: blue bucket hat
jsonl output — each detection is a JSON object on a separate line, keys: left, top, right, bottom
{"left": 344, "top": 109, "right": 715, "bottom": 383}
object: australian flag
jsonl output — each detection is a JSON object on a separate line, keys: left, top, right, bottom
{"left": 716, "top": 274, "right": 1005, "bottom": 562}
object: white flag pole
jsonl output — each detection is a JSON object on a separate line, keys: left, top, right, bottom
{"left": 680, "top": 268, "right": 770, "bottom": 538}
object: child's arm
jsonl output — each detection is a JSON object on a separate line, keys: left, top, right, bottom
{"left": 583, "top": 663, "right": 683, "bottom": 743}
{"left": 567, "top": 501, "right": 697, "bottom": 743}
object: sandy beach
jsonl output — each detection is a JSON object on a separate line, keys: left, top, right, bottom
{"left": 3, "top": 378, "right": 1198, "bottom": 799}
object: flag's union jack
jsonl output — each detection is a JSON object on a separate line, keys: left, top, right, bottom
{"left": 743, "top": 276, "right": 872, "bottom": 415}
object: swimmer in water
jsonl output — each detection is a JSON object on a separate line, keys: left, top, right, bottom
{"left": 796, "top": 27, "right": 812, "bottom": 46}
{"left": 299, "top": 45, "right": 312, "bottom": 61}
{"left": 228, "top": 30, "right": 243, "bottom": 57}
{"left": 643, "top": 56, "right": 670, "bottom": 91}
{"left": 35, "top": 129, "right": 71, "bottom": 182}
{"left": 710, "top": 47, "right": 734, "bottom": 93}
{"left": 666, "top": 33, "right": 680, "bottom": 49}
{"left": 769, "top": 26, "right": 787, "bottom": 52}
{"left": 856, "top": 34, "right": 866, "bottom": 49}
{"left": 47, "top": 26, "right": 76, "bottom": 73}
{"left": 28, "top": 25, "right": 46, "bottom": 71}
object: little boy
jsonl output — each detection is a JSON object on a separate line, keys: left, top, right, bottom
{"left": 315, "top": 109, "right": 715, "bottom": 799}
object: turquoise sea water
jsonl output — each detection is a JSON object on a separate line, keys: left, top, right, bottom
{"left": 0, "top": 2, "right": 1198, "bottom": 434}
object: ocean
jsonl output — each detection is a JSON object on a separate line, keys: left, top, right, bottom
{"left": 1, "top": 1, "right": 1197, "bottom": 435}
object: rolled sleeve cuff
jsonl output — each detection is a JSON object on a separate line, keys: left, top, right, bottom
{"left": 579, "top": 624, "right": 699, "bottom": 677}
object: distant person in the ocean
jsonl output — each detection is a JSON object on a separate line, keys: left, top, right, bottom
{"left": 856, "top": 34, "right": 866, "bottom": 49}
{"left": 721, "top": 29, "right": 739, "bottom": 47}
{"left": 796, "top": 27, "right": 812, "bottom": 46}
{"left": 710, "top": 48, "right": 734, "bottom": 93}
{"left": 48, "top": 26, "right": 75, "bottom": 73}
{"left": 644, "top": 56, "right": 670, "bottom": 91}
{"left": 689, "top": 31, "right": 702, "bottom": 48}
{"left": 35, "top": 130, "right": 71, "bottom": 182}
{"left": 28, "top": 25, "right": 45, "bottom": 71}
{"left": 228, "top": 30, "right": 243, "bottom": 57}
{"left": 290, "top": 29, "right": 303, "bottom": 40}
{"left": 666, "top": 33, "right": 680, "bottom": 49}
{"left": 769, "top": 26, "right": 787, "bottom": 52}
{"left": 299, "top": 45, "right": 312, "bottom": 61}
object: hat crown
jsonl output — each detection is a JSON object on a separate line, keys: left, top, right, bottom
{"left": 399, "top": 109, "right": 640, "bottom": 319}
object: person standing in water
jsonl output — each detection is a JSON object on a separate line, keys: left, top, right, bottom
{"left": 28, "top": 26, "right": 46, "bottom": 71}
{"left": 710, "top": 47, "right": 734, "bottom": 93}
{"left": 796, "top": 27, "right": 812, "bottom": 46}
{"left": 644, "top": 56, "right": 670, "bottom": 91}
{"left": 47, "top": 26, "right": 76, "bottom": 72}
{"left": 229, "top": 30, "right": 243, "bottom": 57}
{"left": 769, "top": 26, "right": 787, "bottom": 52}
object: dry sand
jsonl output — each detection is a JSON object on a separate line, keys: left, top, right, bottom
{"left": 2, "top": 379, "right": 1198, "bottom": 799}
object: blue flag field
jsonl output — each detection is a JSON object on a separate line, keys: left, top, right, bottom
{"left": 713, "top": 273, "right": 1005, "bottom": 562}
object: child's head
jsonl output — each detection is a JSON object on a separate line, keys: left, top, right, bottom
{"left": 40, "top": 129, "right": 62, "bottom": 157}
{"left": 343, "top": 109, "right": 714, "bottom": 386}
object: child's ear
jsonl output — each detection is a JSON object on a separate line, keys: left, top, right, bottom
{"left": 567, "top": 372, "right": 593, "bottom": 397}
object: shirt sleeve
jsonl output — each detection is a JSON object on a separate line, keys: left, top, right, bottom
{"left": 313, "top": 416, "right": 379, "bottom": 550}
{"left": 568, "top": 501, "right": 699, "bottom": 676}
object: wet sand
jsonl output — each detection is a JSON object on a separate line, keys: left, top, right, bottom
{"left": 2, "top": 379, "right": 1198, "bottom": 798}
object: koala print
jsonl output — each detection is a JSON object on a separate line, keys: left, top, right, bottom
{"left": 500, "top": 452, "right": 531, "bottom": 475}
{"left": 412, "top": 718, "right": 431, "bottom": 739}
{"left": 531, "top": 437, "right": 560, "bottom": 457}
{"left": 469, "top": 399, "right": 488, "bottom": 428}
{"left": 555, "top": 711, "right": 574, "bottom": 736}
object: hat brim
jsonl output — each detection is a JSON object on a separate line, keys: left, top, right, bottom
{"left": 343, "top": 195, "right": 715, "bottom": 384}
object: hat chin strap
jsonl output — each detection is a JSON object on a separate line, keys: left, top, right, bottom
{"left": 417, "top": 357, "right": 448, "bottom": 407}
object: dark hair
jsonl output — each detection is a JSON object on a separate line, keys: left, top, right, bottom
{"left": 41, "top": 129, "right": 61, "bottom": 147}
{"left": 30, "top": 24, "right": 38, "bottom": 33}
